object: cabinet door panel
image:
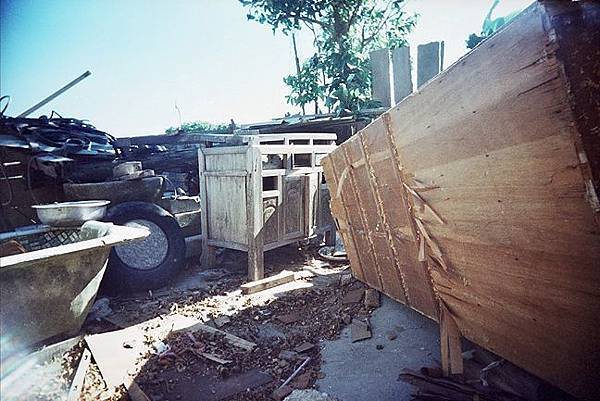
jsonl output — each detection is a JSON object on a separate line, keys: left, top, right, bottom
{"left": 263, "top": 197, "right": 279, "bottom": 244}
{"left": 282, "top": 176, "right": 305, "bottom": 239}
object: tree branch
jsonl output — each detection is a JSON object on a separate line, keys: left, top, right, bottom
{"left": 360, "top": 1, "right": 400, "bottom": 49}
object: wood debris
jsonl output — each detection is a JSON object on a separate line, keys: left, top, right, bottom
{"left": 241, "top": 270, "right": 297, "bottom": 294}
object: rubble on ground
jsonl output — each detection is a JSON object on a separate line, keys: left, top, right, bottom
{"left": 79, "top": 248, "right": 361, "bottom": 401}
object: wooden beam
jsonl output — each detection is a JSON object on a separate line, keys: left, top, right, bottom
{"left": 198, "top": 147, "right": 216, "bottom": 268}
{"left": 240, "top": 270, "right": 296, "bottom": 294}
{"left": 246, "top": 137, "right": 264, "bottom": 281}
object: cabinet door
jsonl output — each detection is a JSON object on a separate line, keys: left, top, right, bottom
{"left": 282, "top": 175, "right": 305, "bottom": 239}
{"left": 263, "top": 197, "right": 279, "bottom": 245}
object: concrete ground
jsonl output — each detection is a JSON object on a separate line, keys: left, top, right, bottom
{"left": 163, "top": 257, "right": 442, "bottom": 401}
{"left": 317, "top": 295, "right": 440, "bottom": 401}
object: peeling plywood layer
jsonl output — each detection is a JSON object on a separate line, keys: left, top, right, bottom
{"left": 321, "top": 2, "right": 600, "bottom": 399}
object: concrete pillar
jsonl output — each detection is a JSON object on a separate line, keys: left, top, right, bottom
{"left": 417, "top": 41, "right": 445, "bottom": 88}
{"left": 370, "top": 48, "right": 391, "bottom": 108}
{"left": 391, "top": 46, "right": 412, "bottom": 104}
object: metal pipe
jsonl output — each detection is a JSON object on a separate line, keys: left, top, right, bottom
{"left": 17, "top": 71, "right": 92, "bottom": 118}
{"left": 280, "top": 357, "right": 311, "bottom": 388}
{"left": 0, "top": 224, "right": 51, "bottom": 241}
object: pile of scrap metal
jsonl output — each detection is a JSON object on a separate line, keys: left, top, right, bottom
{"left": 0, "top": 104, "right": 200, "bottom": 293}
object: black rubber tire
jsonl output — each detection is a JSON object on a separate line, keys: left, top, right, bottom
{"left": 103, "top": 201, "right": 185, "bottom": 293}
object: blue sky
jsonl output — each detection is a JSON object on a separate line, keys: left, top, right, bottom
{"left": 0, "top": 0, "right": 530, "bottom": 137}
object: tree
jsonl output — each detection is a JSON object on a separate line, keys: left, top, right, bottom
{"left": 165, "top": 121, "right": 228, "bottom": 135}
{"left": 466, "top": 0, "right": 523, "bottom": 49}
{"left": 241, "top": 0, "right": 417, "bottom": 115}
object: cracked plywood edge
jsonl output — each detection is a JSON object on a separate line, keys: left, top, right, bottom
{"left": 335, "top": 165, "right": 349, "bottom": 200}
{"left": 342, "top": 145, "right": 386, "bottom": 292}
{"left": 413, "top": 218, "right": 450, "bottom": 272}
{"left": 418, "top": 235, "right": 426, "bottom": 262}
{"left": 403, "top": 183, "right": 445, "bottom": 225}
{"left": 358, "top": 132, "right": 411, "bottom": 304}
{"left": 413, "top": 178, "right": 441, "bottom": 192}
{"left": 382, "top": 112, "right": 441, "bottom": 314}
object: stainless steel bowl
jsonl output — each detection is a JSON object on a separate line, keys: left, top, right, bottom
{"left": 32, "top": 200, "right": 110, "bottom": 226}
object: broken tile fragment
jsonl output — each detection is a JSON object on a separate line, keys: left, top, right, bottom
{"left": 213, "top": 315, "right": 231, "bottom": 328}
{"left": 342, "top": 289, "right": 364, "bottom": 305}
{"left": 291, "top": 372, "right": 311, "bottom": 389}
{"left": 351, "top": 318, "right": 371, "bottom": 342}
{"left": 272, "top": 385, "right": 293, "bottom": 401}
{"left": 364, "top": 288, "right": 380, "bottom": 308}
{"left": 279, "top": 350, "right": 299, "bottom": 361}
{"left": 294, "top": 342, "right": 315, "bottom": 353}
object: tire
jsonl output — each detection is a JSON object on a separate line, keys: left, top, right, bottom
{"left": 103, "top": 201, "right": 185, "bottom": 293}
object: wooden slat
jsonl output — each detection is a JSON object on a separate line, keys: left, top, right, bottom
{"left": 240, "top": 270, "right": 296, "bottom": 294}
{"left": 258, "top": 144, "right": 336, "bottom": 155}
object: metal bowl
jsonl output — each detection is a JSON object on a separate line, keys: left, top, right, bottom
{"left": 32, "top": 200, "right": 110, "bottom": 227}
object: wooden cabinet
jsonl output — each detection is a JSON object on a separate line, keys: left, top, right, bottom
{"left": 199, "top": 133, "right": 337, "bottom": 280}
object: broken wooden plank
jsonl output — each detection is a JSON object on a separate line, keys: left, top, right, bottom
{"left": 184, "top": 322, "right": 256, "bottom": 352}
{"left": 240, "top": 270, "right": 296, "bottom": 294}
{"left": 440, "top": 304, "right": 463, "bottom": 376}
{"left": 67, "top": 348, "right": 91, "bottom": 401}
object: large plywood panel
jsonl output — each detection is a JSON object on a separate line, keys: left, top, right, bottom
{"left": 322, "top": 2, "right": 600, "bottom": 399}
